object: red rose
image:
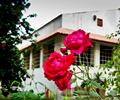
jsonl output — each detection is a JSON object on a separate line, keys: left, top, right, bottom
{"left": 55, "top": 70, "right": 73, "bottom": 91}
{"left": 44, "top": 52, "right": 75, "bottom": 81}
{"left": 64, "top": 29, "right": 93, "bottom": 54}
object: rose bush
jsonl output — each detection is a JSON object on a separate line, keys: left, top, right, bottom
{"left": 43, "top": 29, "right": 93, "bottom": 91}
{"left": 63, "top": 29, "right": 93, "bottom": 54}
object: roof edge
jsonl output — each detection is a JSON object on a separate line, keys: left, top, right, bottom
{"left": 19, "top": 28, "right": 118, "bottom": 50}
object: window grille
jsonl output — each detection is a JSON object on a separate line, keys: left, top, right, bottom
{"left": 73, "top": 47, "right": 94, "bottom": 67}
{"left": 43, "top": 42, "right": 54, "bottom": 62}
{"left": 32, "top": 49, "right": 40, "bottom": 68}
{"left": 23, "top": 51, "right": 30, "bottom": 69}
{"left": 100, "top": 45, "right": 113, "bottom": 64}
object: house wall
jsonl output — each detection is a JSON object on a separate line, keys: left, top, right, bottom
{"left": 32, "top": 9, "right": 120, "bottom": 39}
{"left": 62, "top": 9, "right": 120, "bottom": 36}
{"left": 21, "top": 9, "right": 119, "bottom": 97}
{"left": 34, "top": 15, "right": 62, "bottom": 37}
{"left": 31, "top": 9, "right": 120, "bottom": 40}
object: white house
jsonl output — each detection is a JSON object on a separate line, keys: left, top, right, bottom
{"left": 18, "top": 9, "right": 119, "bottom": 94}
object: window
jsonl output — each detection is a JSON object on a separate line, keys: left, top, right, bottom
{"left": 100, "top": 45, "right": 113, "bottom": 64}
{"left": 23, "top": 51, "right": 30, "bottom": 69}
{"left": 97, "top": 18, "right": 103, "bottom": 27}
{"left": 43, "top": 41, "right": 54, "bottom": 62}
{"left": 32, "top": 49, "right": 40, "bottom": 68}
{"left": 74, "top": 47, "right": 94, "bottom": 67}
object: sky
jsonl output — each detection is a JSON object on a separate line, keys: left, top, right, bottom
{"left": 24, "top": 0, "right": 120, "bottom": 30}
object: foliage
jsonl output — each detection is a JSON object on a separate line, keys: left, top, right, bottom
{"left": 0, "top": 45, "right": 27, "bottom": 96}
{"left": 11, "top": 91, "right": 41, "bottom": 100}
{"left": 101, "top": 44, "right": 120, "bottom": 94}
{"left": 0, "top": 0, "right": 35, "bottom": 45}
{"left": 0, "top": 91, "right": 54, "bottom": 100}
{"left": 101, "top": 19, "right": 120, "bottom": 95}
{"left": 0, "top": 0, "right": 35, "bottom": 96}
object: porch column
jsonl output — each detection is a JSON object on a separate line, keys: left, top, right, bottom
{"left": 54, "top": 36, "right": 64, "bottom": 100}
{"left": 40, "top": 48, "right": 43, "bottom": 67}
{"left": 29, "top": 50, "right": 32, "bottom": 71}
{"left": 94, "top": 42, "right": 100, "bottom": 67}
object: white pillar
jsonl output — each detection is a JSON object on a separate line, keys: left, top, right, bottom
{"left": 29, "top": 50, "right": 32, "bottom": 72}
{"left": 40, "top": 48, "right": 43, "bottom": 67}
{"left": 94, "top": 42, "right": 100, "bottom": 67}
{"left": 54, "top": 36, "right": 65, "bottom": 100}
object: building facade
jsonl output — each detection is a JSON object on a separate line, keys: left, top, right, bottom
{"left": 18, "top": 9, "right": 119, "bottom": 93}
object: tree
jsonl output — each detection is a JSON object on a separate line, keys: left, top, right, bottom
{"left": 0, "top": 0, "right": 35, "bottom": 96}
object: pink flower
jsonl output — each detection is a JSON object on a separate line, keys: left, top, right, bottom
{"left": 44, "top": 51, "right": 75, "bottom": 81}
{"left": 64, "top": 29, "right": 93, "bottom": 54}
{"left": 55, "top": 70, "right": 73, "bottom": 91}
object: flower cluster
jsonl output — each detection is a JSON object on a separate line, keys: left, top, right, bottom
{"left": 44, "top": 52, "right": 75, "bottom": 90}
{"left": 44, "top": 29, "right": 93, "bottom": 91}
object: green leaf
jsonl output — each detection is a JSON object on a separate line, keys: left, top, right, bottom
{"left": 71, "top": 78, "right": 76, "bottom": 84}
{"left": 64, "top": 95, "right": 69, "bottom": 100}
{"left": 74, "top": 90, "right": 89, "bottom": 95}
{"left": 113, "top": 97, "right": 119, "bottom": 100}
{"left": 29, "top": 28, "right": 34, "bottom": 31}
{"left": 25, "top": 3, "right": 31, "bottom": 8}
{"left": 89, "top": 91, "right": 100, "bottom": 97}
{"left": 90, "top": 80, "right": 103, "bottom": 89}
{"left": 29, "top": 14, "right": 37, "bottom": 17}
{"left": 10, "top": 80, "right": 20, "bottom": 87}
{"left": 108, "top": 90, "right": 117, "bottom": 96}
